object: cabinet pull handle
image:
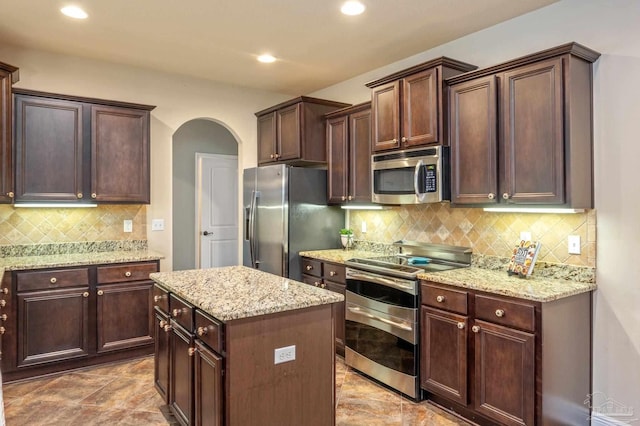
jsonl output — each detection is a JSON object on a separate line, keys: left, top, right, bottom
{"left": 495, "top": 309, "right": 505, "bottom": 318}
{"left": 436, "top": 295, "right": 445, "bottom": 303}
{"left": 97, "top": 290, "right": 104, "bottom": 296}
{"left": 172, "top": 308, "right": 181, "bottom": 317}
{"left": 457, "top": 322, "right": 465, "bottom": 329}
{"left": 163, "top": 324, "right": 172, "bottom": 332}
{"left": 197, "top": 326, "right": 208, "bottom": 336}
{"left": 0, "top": 314, "right": 7, "bottom": 321}
{"left": 82, "top": 292, "right": 89, "bottom": 298}
{"left": 7, "top": 191, "right": 14, "bottom": 198}
{"left": 329, "top": 271, "right": 337, "bottom": 276}
{"left": 306, "top": 265, "right": 313, "bottom": 271}
{"left": 77, "top": 193, "right": 83, "bottom": 199}
{"left": 50, "top": 277, "right": 57, "bottom": 284}
{"left": 472, "top": 325, "right": 480, "bottom": 333}
{"left": 502, "top": 193, "right": 510, "bottom": 200}
{"left": 188, "top": 347, "right": 196, "bottom": 356}
{"left": 487, "top": 193, "right": 495, "bottom": 200}
{"left": 91, "top": 193, "right": 97, "bottom": 199}
{"left": 125, "top": 271, "right": 132, "bottom": 277}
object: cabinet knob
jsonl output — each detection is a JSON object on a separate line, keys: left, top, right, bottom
{"left": 91, "top": 193, "right": 97, "bottom": 199}
{"left": 97, "top": 290, "right": 104, "bottom": 296}
{"left": 329, "top": 271, "right": 337, "bottom": 277}
{"left": 320, "top": 283, "right": 326, "bottom": 289}
{"left": 188, "top": 347, "right": 196, "bottom": 357}
{"left": 495, "top": 309, "right": 505, "bottom": 318}
{"left": 154, "top": 295, "right": 161, "bottom": 303}
{"left": 305, "top": 265, "right": 313, "bottom": 271}
{"left": 457, "top": 322, "right": 465, "bottom": 329}
{"left": 159, "top": 320, "right": 167, "bottom": 328}
{"left": 347, "top": 195, "right": 353, "bottom": 201}
{"left": 50, "top": 277, "right": 57, "bottom": 284}
{"left": 487, "top": 193, "right": 495, "bottom": 200}
{"left": 0, "top": 314, "right": 6, "bottom": 321}
{"left": 7, "top": 192, "right": 14, "bottom": 198}
{"left": 125, "top": 271, "right": 132, "bottom": 277}
{"left": 77, "top": 193, "right": 83, "bottom": 199}
{"left": 341, "top": 196, "right": 346, "bottom": 201}
{"left": 0, "top": 300, "right": 5, "bottom": 307}
{"left": 270, "top": 154, "right": 275, "bottom": 159}
{"left": 1, "top": 288, "right": 7, "bottom": 294}
{"left": 197, "top": 326, "right": 208, "bottom": 336}
{"left": 472, "top": 325, "right": 480, "bottom": 333}
{"left": 392, "top": 138, "right": 398, "bottom": 143}
{"left": 275, "top": 153, "right": 281, "bottom": 159}
{"left": 401, "top": 137, "right": 407, "bottom": 143}
{"left": 436, "top": 295, "right": 445, "bottom": 303}
{"left": 0, "top": 326, "right": 5, "bottom": 335}
{"left": 163, "top": 324, "right": 172, "bottom": 332}
{"left": 502, "top": 193, "right": 510, "bottom": 200}
{"left": 314, "top": 281, "right": 320, "bottom": 287}
{"left": 82, "top": 292, "right": 89, "bottom": 298}
{"left": 172, "top": 308, "right": 181, "bottom": 317}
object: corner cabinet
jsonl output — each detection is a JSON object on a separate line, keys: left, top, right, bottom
{"left": 325, "top": 102, "right": 371, "bottom": 204}
{"left": 0, "top": 61, "right": 19, "bottom": 204}
{"left": 366, "top": 57, "right": 476, "bottom": 152}
{"left": 256, "top": 96, "right": 350, "bottom": 166}
{"left": 13, "top": 89, "right": 154, "bottom": 204}
{"left": 447, "top": 42, "right": 600, "bottom": 208}
{"left": 421, "top": 281, "right": 592, "bottom": 426}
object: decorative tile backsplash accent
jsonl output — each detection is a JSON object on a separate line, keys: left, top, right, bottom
{"left": 0, "top": 205, "right": 147, "bottom": 246}
{"left": 349, "top": 204, "right": 596, "bottom": 267}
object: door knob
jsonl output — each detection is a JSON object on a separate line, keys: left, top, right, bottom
{"left": 203, "top": 231, "right": 212, "bottom": 236}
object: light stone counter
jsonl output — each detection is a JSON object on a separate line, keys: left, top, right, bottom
{"left": 150, "top": 265, "right": 344, "bottom": 322}
{"left": 0, "top": 250, "right": 164, "bottom": 271}
{"left": 298, "top": 249, "right": 381, "bottom": 263}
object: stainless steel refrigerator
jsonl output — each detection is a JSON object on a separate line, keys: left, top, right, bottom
{"left": 243, "top": 164, "right": 344, "bottom": 281}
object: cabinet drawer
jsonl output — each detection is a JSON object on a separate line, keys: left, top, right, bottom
{"left": 301, "top": 258, "right": 322, "bottom": 278}
{"left": 421, "top": 283, "right": 468, "bottom": 315}
{"left": 195, "top": 310, "right": 224, "bottom": 354}
{"left": 97, "top": 262, "right": 159, "bottom": 284}
{"left": 170, "top": 294, "right": 194, "bottom": 332}
{"left": 16, "top": 268, "right": 89, "bottom": 292}
{"left": 475, "top": 294, "right": 535, "bottom": 332}
{"left": 153, "top": 284, "right": 170, "bottom": 314}
{"left": 323, "top": 263, "right": 345, "bottom": 284}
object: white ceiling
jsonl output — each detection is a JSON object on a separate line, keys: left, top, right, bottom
{"left": 1, "top": 0, "right": 558, "bottom": 95}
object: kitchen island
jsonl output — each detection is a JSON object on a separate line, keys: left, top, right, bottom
{"left": 150, "top": 265, "right": 343, "bottom": 426}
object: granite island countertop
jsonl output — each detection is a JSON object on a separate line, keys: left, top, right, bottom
{"left": 0, "top": 249, "right": 164, "bottom": 272}
{"left": 150, "top": 265, "right": 344, "bottom": 322}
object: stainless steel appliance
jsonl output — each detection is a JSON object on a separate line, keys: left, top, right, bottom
{"left": 371, "top": 146, "right": 450, "bottom": 205}
{"left": 243, "top": 164, "right": 344, "bottom": 281}
{"left": 344, "top": 242, "right": 471, "bottom": 399}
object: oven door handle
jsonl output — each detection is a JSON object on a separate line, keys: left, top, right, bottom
{"left": 347, "top": 271, "right": 415, "bottom": 293}
{"left": 347, "top": 306, "right": 413, "bottom": 331}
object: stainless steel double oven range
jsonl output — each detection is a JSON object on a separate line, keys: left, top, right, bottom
{"left": 344, "top": 241, "right": 471, "bottom": 400}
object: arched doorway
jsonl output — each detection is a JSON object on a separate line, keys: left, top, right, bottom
{"left": 172, "top": 118, "right": 239, "bottom": 271}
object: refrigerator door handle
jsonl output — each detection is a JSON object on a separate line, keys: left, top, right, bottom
{"left": 249, "top": 190, "right": 260, "bottom": 267}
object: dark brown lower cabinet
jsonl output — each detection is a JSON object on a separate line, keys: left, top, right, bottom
{"left": 324, "top": 280, "right": 345, "bottom": 355}
{"left": 154, "top": 309, "right": 171, "bottom": 403}
{"left": 170, "top": 320, "right": 194, "bottom": 426}
{"left": 194, "top": 340, "right": 224, "bottom": 426}
{"left": 17, "top": 287, "right": 90, "bottom": 367}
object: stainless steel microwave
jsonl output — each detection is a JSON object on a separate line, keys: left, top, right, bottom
{"left": 371, "top": 146, "right": 450, "bottom": 204}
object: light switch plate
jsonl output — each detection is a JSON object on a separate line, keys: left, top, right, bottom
{"left": 151, "top": 219, "right": 165, "bottom": 231}
{"left": 123, "top": 220, "right": 133, "bottom": 233}
{"left": 568, "top": 235, "right": 581, "bottom": 254}
{"left": 361, "top": 221, "right": 367, "bottom": 233}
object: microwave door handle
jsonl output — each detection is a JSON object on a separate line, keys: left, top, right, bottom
{"left": 413, "top": 160, "right": 426, "bottom": 202}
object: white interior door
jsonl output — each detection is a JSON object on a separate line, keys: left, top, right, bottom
{"left": 196, "top": 153, "right": 238, "bottom": 268}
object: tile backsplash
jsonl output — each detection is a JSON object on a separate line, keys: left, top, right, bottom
{"left": 0, "top": 205, "right": 147, "bottom": 245}
{"left": 349, "top": 203, "right": 595, "bottom": 267}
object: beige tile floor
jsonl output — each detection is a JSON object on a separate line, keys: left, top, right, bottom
{"left": 2, "top": 356, "right": 472, "bottom": 425}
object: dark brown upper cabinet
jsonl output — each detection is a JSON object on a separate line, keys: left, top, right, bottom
{"left": 14, "top": 89, "right": 155, "bottom": 204}
{"left": 325, "top": 102, "right": 371, "bottom": 204}
{"left": 366, "top": 58, "right": 476, "bottom": 152}
{"left": 447, "top": 43, "right": 600, "bottom": 208}
{"left": 255, "top": 96, "right": 350, "bottom": 166}
{"left": 0, "top": 61, "right": 19, "bottom": 204}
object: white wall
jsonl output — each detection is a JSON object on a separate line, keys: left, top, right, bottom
{"left": 312, "top": 0, "right": 640, "bottom": 422}
{"left": 0, "top": 45, "right": 289, "bottom": 270}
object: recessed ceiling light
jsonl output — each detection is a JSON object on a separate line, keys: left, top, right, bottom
{"left": 61, "top": 5, "right": 88, "bottom": 19}
{"left": 341, "top": 1, "right": 365, "bottom": 16}
{"left": 257, "top": 54, "right": 276, "bottom": 64}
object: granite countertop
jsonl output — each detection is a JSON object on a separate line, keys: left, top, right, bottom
{"left": 150, "top": 265, "right": 344, "bottom": 322}
{"left": 301, "top": 249, "right": 595, "bottom": 303}
{"left": 0, "top": 249, "right": 164, "bottom": 272}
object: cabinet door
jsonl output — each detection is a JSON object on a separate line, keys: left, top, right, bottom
{"left": 326, "top": 115, "right": 349, "bottom": 203}
{"left": 17, "top": 287, "right": 90, "bottom": 367}
{"left": 449, "top": 76, "right": 498, "bottom": 204}
{"left": 324, "top": 280, "right": 345, "bottom": 356}
{"left": 349, "top": 108, "right": 372, "bottom": 203}
{"left": 421, "top": 307, "right": 468, "bottom": 405}
{"left": 473, "top": 320, "right": 535, "bottom": 426}
{"left": 257, "top": 112, "right": 277, "bottom": 164}
{"left": 501, "top": 58, "right": 564, "bottom": 204}
{"left": 194, "top": 340, "right": 224, "bottom": 426}
{"left": 154, "top": 309, "right": 171, "bottom": 404}
{"left": 91, "top": 105, "right": 150, "bottom": 203}
{"left": 277, "top": 103, "right": 302, "bottom": 161}
{"left": 402, "top": 68, "right": 438, "bottom": 147}
{"left": 0, "top": 68, "right": 14, "bottom": 203}
{"left": 171, "top": 322, "right": 194, "bottom": 426}
{"left": 14, "top": 95, "right": 85, "bottom": 202}
{"left": 371, "top": 81, "right": 400, "bottom": 151}
{"left": 96, "top": 282, "right": 154, "bottom": 353}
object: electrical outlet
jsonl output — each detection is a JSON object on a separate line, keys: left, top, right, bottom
{"left": 361, "top": 221, "right": 367, "bottom": 233}
{"left": 151, "top": 219, "right": 165, "bottom": 231}
{"left": 520, "top": 231, "right": 532, "bottom": 242}
{"left": 274, "top": 345, "right": 296, "bottom": 365}
{"left": 568, "top": 235, "right": 581, "bottom": 254}
{"left": 123, "top": 220, "right": 133, "bottom": 233}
